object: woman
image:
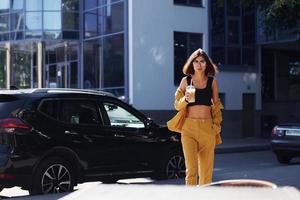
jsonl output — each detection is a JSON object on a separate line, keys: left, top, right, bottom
{"left": 168, "top": 48, "right": 223, "bottom": 186}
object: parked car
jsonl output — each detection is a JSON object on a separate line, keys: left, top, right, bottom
{"left": 0, "top": 89, "right": 185, "bottom": 195}
{"left": 271, "top": 124, "right": 300, "bottom": 164}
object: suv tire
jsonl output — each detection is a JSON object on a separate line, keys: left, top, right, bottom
{"left": 154, "top": 150, "right": 185, "bottom": 180}
{"left": 30, "top": 157, "right": 75, "bottom": 195}
{"left": 276, "top": 154, "right": 291, "bottom": 164}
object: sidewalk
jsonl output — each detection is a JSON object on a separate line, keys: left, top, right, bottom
{"left": 215, "top": 137, "right": 271, "bottom": 154}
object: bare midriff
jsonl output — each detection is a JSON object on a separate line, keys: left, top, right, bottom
{"left": 186, "top": 105, "right": 212, "bottom": 119}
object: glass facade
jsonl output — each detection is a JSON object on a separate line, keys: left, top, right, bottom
{"left": 0, "top": 0, "right": 80, "bottom": 40}
{"left": 262, "top": 50, "right": 300, "bottom": 101}
{"left": 0, "top": 0, "right": 126, "bottom": 99}
{"left": 210, "top": 0, "right": 256, "bottom": 70}
{"left": 83, "top": 0, "right": 125, "bottom": 98}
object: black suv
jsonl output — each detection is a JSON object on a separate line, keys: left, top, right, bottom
{"left": 0, "top": 89, "right": 184, "bottom": 195}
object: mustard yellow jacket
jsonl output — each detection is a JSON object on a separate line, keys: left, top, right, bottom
{"left": 167, "top": 88, "right": 224, "bottom": 145}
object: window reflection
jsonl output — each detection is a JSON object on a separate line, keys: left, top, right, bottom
{"left": 12, "top": 0, "right": 24, "bottom": 10}
{"left": 0, "top": 0, "right": 9, "bottom": 13}
{"left": 11, "top": 31, "right": 24, "bottom": 40}
{"left": 12, "top": 52, "right": 31, "bottom": 89}
{"left": 84, "top": 0, "right": 98, "bottom": 10}
{"left": 84, "top": 10, "right": 98, "bottom": 37}
{"left": 0, "top": 15, "right": 9, "bottom": 32}
{"left": 26, "top": 0, "right": 42, "bottom": 11}
{"left": 62, "top": 31, "right": 79, "bottom": 39}
{"left": 103, "top": 34, "right": 124, "bottom": 87}
{"left": 104, "top": 2, "right": 123, "bottom": 34}
{"left": 26, "top": 12, "right": 42, "bottom": 30}
{"left": 0, "top": 33, "right": 9, "bottom": 41}
{"left": 44, "top": 12, "right": 62, "bottom": 30}
{"left": 43, "top": 0, "right": 61, "bottom": 11}
{"left": 63, "top": 12, "right": 79, "bottom": 30}
{"left": 62, "top": 0, "right": 79, "bottom": 11}
{"left": 83, "top": 39, "right": 101, "bottom": 88}
{"left": 11, "top": 12, "right": 24, "bottom": 31}
{"left": 25, "top": 31, "right": 42, "bottom": 38}
{"left": 44, "top": 31, "right": 61, "bottom": 39}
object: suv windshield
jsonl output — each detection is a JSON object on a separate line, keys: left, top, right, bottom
{"left": 0, "top": 95, "right": 25, "bottom": 118}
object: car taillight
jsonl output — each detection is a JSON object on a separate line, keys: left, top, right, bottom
{"left": 0, "top": 118, "right": 31, "bottom": 130}
{"left": 272, "top": 126, "right": 284, "bottom": 137}
{"left": 0, "top": 173, "right": 17, "bottom": 180}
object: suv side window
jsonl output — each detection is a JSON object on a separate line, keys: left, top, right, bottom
{"left": 60, "top": 100, "right": 101, "bottom": 125}
{"left": 39, "top": 100, "right": 58, "bottom": 119}
{"left": 103, "top": 102, "right": 144, "bottom": 128}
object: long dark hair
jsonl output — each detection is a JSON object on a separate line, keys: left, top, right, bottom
{"left": 182, "top": 48, "right": 218, "bottom": 76}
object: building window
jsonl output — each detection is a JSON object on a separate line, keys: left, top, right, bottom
{"left": 43, "top": 0, "right": 61, "bottom": 11}
{"left": 84, "top": 1, "right": 124, "bottom": 38}
{"left": 25, "top": 0, "right": 42, "bottom": 11}
{"left": 174, "top": 31, "right": 203, "bottom": 85}
{"left": 228, "top": 19, "right": 240, "bottom": 45}
{"left": 174, "top": 0, "right": 203, "bottom": 7}
{"left": 0, "top": 0, "right": 10, "bottom": 14}
{"left": 12, "top": 0, "right": 24, "bottom": 11}
{"left": 211, "top": 0, "right": 256, "bottom": 70}
{"left": 43, "top": 12, "right": 62, "bottom": 30}
{"left": 103, "top": 34, "right": 124, "bottom": 88}
{"left": 26, "top": 12, "right": 42, "bottom": 30}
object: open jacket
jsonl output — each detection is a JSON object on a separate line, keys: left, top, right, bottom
{"left": 167, "top": 88, "right": 224, "bottom": 145}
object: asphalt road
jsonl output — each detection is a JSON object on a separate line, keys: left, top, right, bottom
{"left": 1, "top": 150, "right": 299, "bottom": 199}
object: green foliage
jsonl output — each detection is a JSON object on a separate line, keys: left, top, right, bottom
{"left": 219, "top": 0, "right": 300, "bottom": 34}
{"left": 256, "top": 0, "right": 300, "bottom": 34}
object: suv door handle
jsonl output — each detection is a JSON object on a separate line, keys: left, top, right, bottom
{"left": 114, "top": 133, "right": 125, "bottom": 138}
{"left": 65, "top": 130, "right": 79, "bottom": 135}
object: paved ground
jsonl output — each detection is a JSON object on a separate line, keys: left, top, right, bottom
{"left": 216, "top": 137, "right": 271, "bottom": 153}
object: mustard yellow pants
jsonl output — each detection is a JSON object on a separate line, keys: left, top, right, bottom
{"left": 181, "top": 118, "right": 216, "bottom": 186}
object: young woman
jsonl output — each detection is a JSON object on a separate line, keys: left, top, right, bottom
{"left": 169, "top": 48, "right": 223, "bottom": 186}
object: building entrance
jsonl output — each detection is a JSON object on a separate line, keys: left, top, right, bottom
{"left": 46, "top": 62, "right": 74, "bottom": 88}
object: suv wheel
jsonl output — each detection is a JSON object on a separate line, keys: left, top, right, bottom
{"left": 30, "top": 157, "right": 75, "bottom": 195}
{"left": 154, "top": 151, "right": 185, "bottom": 180}
{"left": 276, "top": 154, "right": 291, "bottom": 164}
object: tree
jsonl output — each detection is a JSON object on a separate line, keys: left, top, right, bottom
{"left": 247, "top": 0, "right": 300, "bottom": 35}
{"left": 221, "top": 0, "right": 300, "bottom": 34}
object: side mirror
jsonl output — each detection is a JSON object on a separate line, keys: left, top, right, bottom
{"left": 145, "top": 118, "right": 154, "bottom": 129}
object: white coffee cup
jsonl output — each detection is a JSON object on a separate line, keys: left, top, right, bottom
{"left": 186, "top": 85, "right": 195, "bottom": 103}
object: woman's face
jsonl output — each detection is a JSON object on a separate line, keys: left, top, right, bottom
{"left": 192, "top": 55, "right": 206, "bottom": 72}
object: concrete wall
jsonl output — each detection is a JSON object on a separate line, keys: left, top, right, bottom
{"left": 217, "top": 71, "right": 261, "bottom": 110}
{"left": 128, "top": 0, "right": 209, "bottom": 110}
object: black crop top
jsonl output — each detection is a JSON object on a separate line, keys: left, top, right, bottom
{"left": 186, "top": 75, "right": 213, "bottom": 107}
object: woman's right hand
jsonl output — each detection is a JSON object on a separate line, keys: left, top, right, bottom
{"left": 185, "top": 90, "right": 191, "bottom": 102}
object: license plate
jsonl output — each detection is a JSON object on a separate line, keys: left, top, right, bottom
{"left": 285, "top": 129, "right": 300, "bottom": 136}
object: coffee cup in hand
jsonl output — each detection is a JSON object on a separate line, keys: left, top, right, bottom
{"left": 186, "top": 85, "right": 195, "bottom": 103}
